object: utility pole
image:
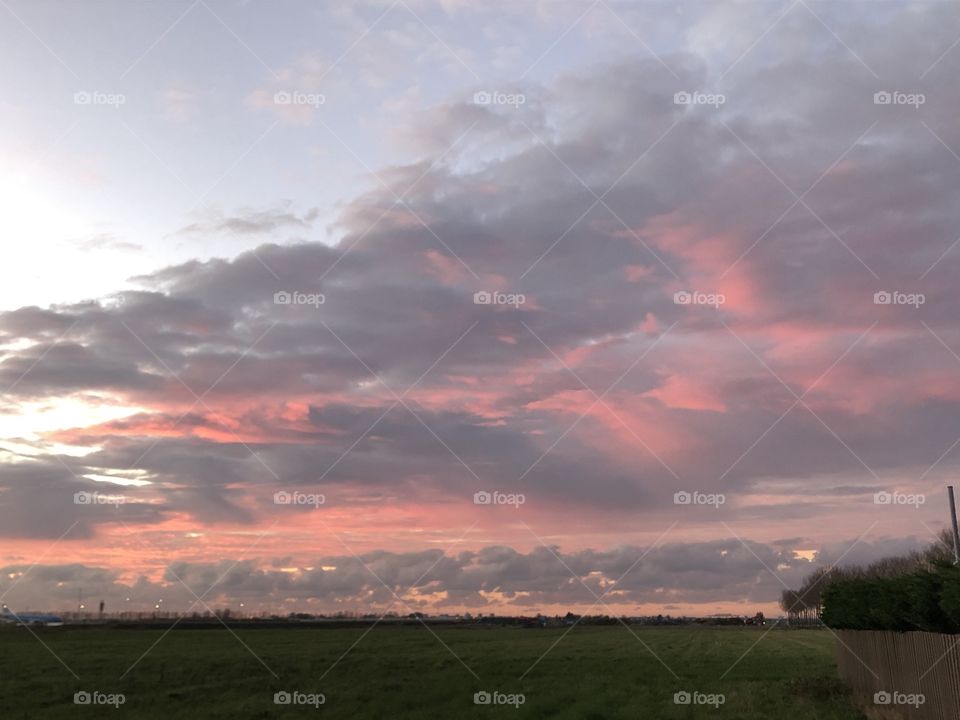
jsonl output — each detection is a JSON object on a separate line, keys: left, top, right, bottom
{"left": 948, "top": 486, "right": 960, "bottom": 565}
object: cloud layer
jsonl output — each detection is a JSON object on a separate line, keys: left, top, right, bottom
{"left": 3, "top": 1, "right": 960, "bottom": 613}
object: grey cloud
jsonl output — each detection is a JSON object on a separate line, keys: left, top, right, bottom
{"left": 0, "top": 535, "right": 923, "bottom": 613}
{"left": 174, "top": 203, "right": 320, "bottom": 236}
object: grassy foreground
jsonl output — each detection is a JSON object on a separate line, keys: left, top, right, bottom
{"left": 0, "top": 625, "right": 864, "bottom": 718}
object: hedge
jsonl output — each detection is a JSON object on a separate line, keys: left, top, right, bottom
{"left": 822, "top": 565, "right": 960, "bottom": 633}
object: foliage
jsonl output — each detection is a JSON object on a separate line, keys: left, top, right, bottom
{"left": 821, "top": 564, "right": 960, "bottom": 633}
{"left": 785, "top": 529, "right": 960, "bottom": 632}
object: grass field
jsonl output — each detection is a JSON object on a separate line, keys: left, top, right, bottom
{"left": 0, "top": 625, "right": 865, "bottom": 718}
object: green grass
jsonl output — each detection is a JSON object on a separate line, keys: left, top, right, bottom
{"left": 0, "top": 625, "right": 864, "bottom": 718}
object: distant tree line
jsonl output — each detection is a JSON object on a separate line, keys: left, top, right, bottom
{"left": 780, "top": 530, "right": 960, "bottom": 632}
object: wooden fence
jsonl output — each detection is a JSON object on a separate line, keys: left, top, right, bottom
{"left": 835, "top": 629, "right": 960, "bottom": 719}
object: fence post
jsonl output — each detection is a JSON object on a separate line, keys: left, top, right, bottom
{"left": 948, "top": 486, "right": 960, "bottom": 565}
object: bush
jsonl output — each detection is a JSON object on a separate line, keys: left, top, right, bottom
{"left": 822, "top": 565, "right": 960, "bottom": 633}
{"left": 938, "top": 565, "right": 960, "bottom": 629}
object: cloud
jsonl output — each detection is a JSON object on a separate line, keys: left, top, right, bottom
{"left": 70, "top": 233, "right": 142, "bottom": 253}
{"left": 157, "top": 88, "right": 199, "bottom": 122}
{"left": 3, "top": 3, "right": 960, "bottom": 611}
{"left": 173, "top": 203, "right": 320, "bottom": 236}
{"left": 0, "top": 535, "right": 930, "bottom": 613}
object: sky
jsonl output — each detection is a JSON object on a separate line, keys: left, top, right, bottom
{"left": 2, "top": 0, "right": 960, "bottom": 618}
